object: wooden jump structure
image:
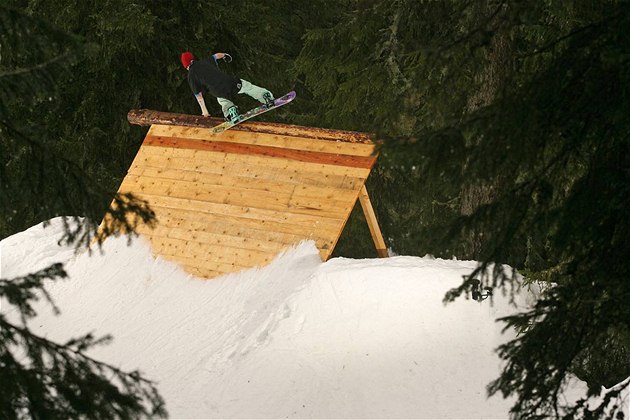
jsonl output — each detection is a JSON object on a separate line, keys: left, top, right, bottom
{"left": 111, "top": 109, "right": 386, "bottom": 279}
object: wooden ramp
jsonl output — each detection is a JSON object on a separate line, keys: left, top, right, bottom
{"left": 113, "top": 109, "right": 384, "bottom": 279}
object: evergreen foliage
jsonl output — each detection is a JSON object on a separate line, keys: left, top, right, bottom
{"left": 2, "top": 0, "right": 343, "bottom": 238}
{"left": 296, "top": 0, "right": 630, "bottom": 418}
{"left": 0, "top": 265, "right": 166, "bottom": 418}
{"left": 1, "top": 5, "right": 163, "bottom": 418}
{"left": 3, "top": 0, "right": 629, "bottom": 418}
{"left": 1, "top": 2, "right": 344, "bottom": 417}
{"left": 0, "top": 4, "right": 156, "bottom": 244}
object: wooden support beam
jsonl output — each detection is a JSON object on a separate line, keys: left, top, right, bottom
{"left": 358, "top": 185, "right": 388, "bottom": 258}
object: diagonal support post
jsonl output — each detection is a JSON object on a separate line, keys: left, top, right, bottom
{"left": 358, "top": 185, "right": 388, "bottom": 258}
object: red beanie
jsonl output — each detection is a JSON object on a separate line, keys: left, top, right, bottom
{"left": 181, "top": 52, "right": 194, "bottom": 69}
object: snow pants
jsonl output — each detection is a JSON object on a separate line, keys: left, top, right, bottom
{"left": 216, "top": 79, "right": 274, "bottom": 118}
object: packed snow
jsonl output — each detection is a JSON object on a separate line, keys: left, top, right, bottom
{"left": 0, "top": 217, "right": 612, "bottom": 419}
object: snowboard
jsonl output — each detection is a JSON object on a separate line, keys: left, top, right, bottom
{"left": 211, "top": 91, "right": 296, "bottom": 134}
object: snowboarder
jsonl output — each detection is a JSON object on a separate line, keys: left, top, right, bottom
{"left": 181, "top": 51, "right": 274, "bottom": 123}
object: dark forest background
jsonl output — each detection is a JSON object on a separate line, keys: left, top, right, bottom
{"left": 1, "top": 1, "right": 629, "bottom": 418}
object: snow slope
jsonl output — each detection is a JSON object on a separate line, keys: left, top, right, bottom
{"left": 0, "top": 218, "right": 555, "bottom": 418}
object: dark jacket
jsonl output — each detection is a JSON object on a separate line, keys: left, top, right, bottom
{"left": 187, "top": 58, "right": 241, "bottom": 100}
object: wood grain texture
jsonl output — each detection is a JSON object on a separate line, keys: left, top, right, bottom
{"left": 128, "top": 109, "right": 378, "bottom": 144}
{"left": 148, "top": 125, "right": 377, "bottom": 157}
{"left": 113, "top": 114, "right": 382, "bottom": 279}
{"left": 144, "top": 135, "right": 377, "bottom": 169}
{"left": 133, "top": 146, "right": 372, "bottom": 180}
{"left": 359, "top": 185, "right": 388, "bottom": 257}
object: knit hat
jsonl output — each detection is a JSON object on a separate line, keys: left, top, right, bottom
{"left": 181, "top": 52, "right": 194, "bottom": 69}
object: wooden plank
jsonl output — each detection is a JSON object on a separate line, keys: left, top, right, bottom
{"left": 148, "top": 125, "right": 376, "bottom": 157}
{"left": 123, "top": 169, "right": 359, "bottom": 201}
{"left": 154, "top": 251, "right": 249, "bottom": 275}
{"left": 134, "top": 144, "right": 372, "bottom": 178}
{"left": 132, "top": 149, "right": 371, "bottom": 183}
{"left": 149, "top": 236, "right": 275, "bottom": 267}
{"left": 131, "top": 193, "right": 343, "bottom": 229}
{"left": 359, "top": 185, "right": 388, "bottom": 258}
{"left": 144, "top": 135, "right": 378, "bottom": 169}
{"left": 146, "top": 206, "right": 341, "bottom": 240}
{"left": 148, "top": 218, "right": 331, "bottom": 257}
{"left": 137, "top": 224, "right": 289, "bottom": 253}
{"left": 129, "top": 162, "right": 365, "bottom": 191}
{"left": 143, "top": 216, "right": 338, "bottom": 252}
{"left": 141, "top": 225, "right": 331, "bottom": 280}
{"left": 128, "top": 168, "right": 297, "bottom": 195}
{"left": 119, "top": 176, "right": 353, "bottom": 219}
{"left": 160, "top": 244, "right": 328, "bottom": 279}
{"left": 143, "top": 227, "right": 331, "bottom": 276}
{"left": 151, "top": 238, "right": 273, "bottom": 271}
{"left": 135, "top": 214, "right": 325, "bottom": 247}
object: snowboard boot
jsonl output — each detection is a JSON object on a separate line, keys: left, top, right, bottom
{"left": 262, "top": 92, "right": 275, "bottom": 108}
{"left": 225, "top": 106, "right": 240, "bottom": 123}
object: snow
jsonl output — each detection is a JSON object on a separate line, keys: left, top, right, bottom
{"left": 0, "top": 217, "right": 611, "bottom": 419}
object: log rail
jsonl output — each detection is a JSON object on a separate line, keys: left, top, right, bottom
{"left": 127, "top": 109, "right": 376, "bottom": 144}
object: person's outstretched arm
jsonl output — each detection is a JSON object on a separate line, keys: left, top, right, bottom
{"left": 195, "top": 92, "right": 210, "bottom": 117}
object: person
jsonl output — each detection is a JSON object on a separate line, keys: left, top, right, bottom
{"left": 181, "top": 51, "right": 274, "bottom": 123}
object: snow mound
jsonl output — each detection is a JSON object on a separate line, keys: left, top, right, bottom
{"left": 1, "top": 217, "right": 538, "bottom": 418}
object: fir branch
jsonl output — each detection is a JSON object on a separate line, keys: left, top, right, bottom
{"left": 0, "top": 317, "right": 167, "bottom": 418}
{"left": 438, "top": 0, "right": 507, "bottom": 53}
{"left": 0, "top": 263, "right": 67, "bottom": 323}
{"left": 0, "top": 51, "right": 75, "bottom": 78}
{"left": 517, "top": 8, "right": 628, "bottom": 59}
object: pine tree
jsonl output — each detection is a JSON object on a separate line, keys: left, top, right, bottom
{"left": 296, "top": 1, "right": 630, "bottom": 418}
{"left": 0, "top": 5, "right": 164, "bottom": 418}
{"left": 1, "top": 0, "right": 339, "bottom": 238}
{"left": 2, "top": 2, "right": 345, "bottom": 416}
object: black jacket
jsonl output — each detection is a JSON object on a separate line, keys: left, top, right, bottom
{"left": 187, "top": 58, "right": 241, "bottom": 100}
